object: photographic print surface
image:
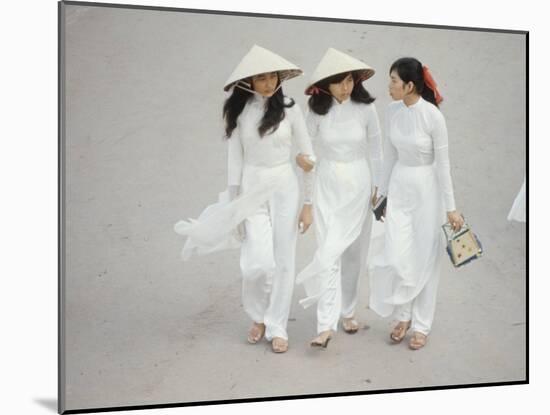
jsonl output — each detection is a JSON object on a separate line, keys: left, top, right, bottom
{"left": 59, "top": 1, "right": 527, "bottom": 412}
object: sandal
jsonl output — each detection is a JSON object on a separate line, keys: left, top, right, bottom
{"left": 409, "top": 332, "right": 427, "bottom": 350}
{"left": 247, "top": 322, "right": 265, "bottom": 344}
{"left": 342, "top": 317, "right": 360, "bottom": 334}
{"left": 310, "top": 330, "right": 334, "bottom": 348}
{"left": 271, "top": 337, "right": 288, "bottom": 353}
{"left": 390, "top": 321, "right": 411, "bottom": 343}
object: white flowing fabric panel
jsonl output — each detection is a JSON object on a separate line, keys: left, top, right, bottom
{"left": 174, "top": 164, "right": 290, "bottom": 260}
{"left": 507, "top": 177, "right": 526, "bottom": 222}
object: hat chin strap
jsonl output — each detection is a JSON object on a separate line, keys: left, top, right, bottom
{"left": 235, "top": 80, "right": 282, "bottom": 97}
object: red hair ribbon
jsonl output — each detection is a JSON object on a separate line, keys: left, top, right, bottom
{"left": 422, "top": 65, "right": 443, "bottom": 104}
{"left": 310, "top": 86, "right": 321, "bottom": 95}
{"left": 308, "top": 85, "right": 331, "bottom": 96}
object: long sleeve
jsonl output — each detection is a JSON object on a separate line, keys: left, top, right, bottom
{"left": 227, "top": 126, "right": 243, "bottom": 188}
{"left": 290, "top": 103, "right": 315, "bottom": 156}
{"left": 365, "top": 104, "right": 383, "bottom": 188}
{"left": 305, "top": 108, "right": 319, "bottom": 145}
{"left": 290, "top": 104, "right": 315, "bottom": 204}
{"left": 431, "top": 110, "right": 456, "bottom": 212}
{"left": 378, "top": 105, "right": 398, "bottom": 197}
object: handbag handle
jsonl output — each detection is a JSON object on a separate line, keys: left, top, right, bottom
{"left": 441, "top": 216, "right": 469, "bottom": 241}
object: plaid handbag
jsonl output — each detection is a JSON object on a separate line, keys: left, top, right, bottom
{"left": 441, "top": 220, "right": 483, "bottom": 267}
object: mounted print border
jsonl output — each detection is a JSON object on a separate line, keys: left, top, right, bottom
{"left": 58, "top": 1, "right": 528, "bottom": 413}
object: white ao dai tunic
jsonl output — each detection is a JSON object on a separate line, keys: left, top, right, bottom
{"left": 296, "top": 98, "right": 382, "bottom": 333}
{"left": 369, "top": 97, "right": 457, "bottom": 334}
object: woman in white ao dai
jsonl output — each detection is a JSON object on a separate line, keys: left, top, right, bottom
{"left": 370, "top": 57, "right": 464, "bottom": 350}
{"left": 295, "top": 48, "right": 382, "bottom": 348}
{"left": 174, "top": 45, "right": 315, "bottom": 353}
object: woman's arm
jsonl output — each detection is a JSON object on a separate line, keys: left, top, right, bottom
{"left": 226, "top": 126, "right": 246, "bottom": 239}
{"left": 365, "top": 103, "right": 383, "bottom": 192}
{"left": 432, "top": 110, "right": 456, "bottom": 212}
{"left": 296, "top": 109, "right": 318, "bottom": 173}
{"left": 290, "top": 104, "right": 315, "bottom": 205}
{"left": 378, "top": 105, "right": 398, "bottom": 198}
{"left": 227, "top": 125, "right": 244, "bottom": 193}
{"left": 290, "top": 104, "right": 315, "bottom": 233}
{"left": 432, "top": 109, "right": 464, "bottom": 230}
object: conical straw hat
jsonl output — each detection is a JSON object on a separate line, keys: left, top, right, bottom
{"left": 223, "top": 45, "right": 302, "bottom": 91}
{"left": 305, "top": 48, "right": 375, "bottom": 95}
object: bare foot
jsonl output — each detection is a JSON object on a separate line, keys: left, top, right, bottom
{"left": 390, "top": 321, "right": 411, "bottom": 343}
{"left": 342, "top": 317, "right": 360, "bottom": 334}
{"left": 247, "top": 322, "right": 265, "bottom": 344}
{"left": 271, "top": 337, "right": 288, "bottom": 353}
{"left": 310, "top": 330, "right": 334, "bottom": 348}
{"left": 409, "top": 332, "right": 427, "bottom": 350}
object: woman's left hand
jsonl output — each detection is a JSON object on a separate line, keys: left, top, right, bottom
{"left": 299, "top": 204, "right": 313, "bottom": 234}
{"left": 447, "top": 211, "right": 465, "bottom": 232}
{"left": 296, "top": 153, "right": 315, "bottom": 172}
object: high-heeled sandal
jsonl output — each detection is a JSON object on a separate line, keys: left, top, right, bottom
{"left": 271, "top": 337, "right": 288, "bottom": 353}
{"left": 247, "top": 322, "right": 265, "bottom": 344}
{"left": 409, "top": 332, "right": 427, "bottom": 350}
{"left": 342, "top": 317, "right": 360, "bottom": 334}
{"left": 390, "top": 321, "right": 411, "bottom": 343}
{"left": 310, "top": 330, "right": 334, "bottom": 348}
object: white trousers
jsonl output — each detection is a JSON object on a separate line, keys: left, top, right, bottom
{"left": 240, "top": 164, "right": 300, "bottom": 341}
{"left": 392, "top": 263, "right": 440, "bottom": 335}
{"left": 316, "top": 212, "right": 373, "bottom": 333}
{"left": 369, "top": 162, "right": 445, "bottom": 336}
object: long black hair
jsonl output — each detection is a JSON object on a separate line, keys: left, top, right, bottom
{"left": 389, "top": 57, "right": 438, "bottom": 107}
{"left": 223, "top": 77, "right": 295, "bottom": 139}
{"left": 308, "top": 71, "right": 375, "bottom": 116}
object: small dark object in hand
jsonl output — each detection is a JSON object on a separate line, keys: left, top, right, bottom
{"left": 373, "top": 196, "right": 387, "bottom": 221}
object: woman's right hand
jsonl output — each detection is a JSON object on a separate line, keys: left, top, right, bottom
{"left": 296, "top": 153, "right": 315, "bottom": 172}
{"left": 447, "top": 211, "right": 465, "bottom": 232}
